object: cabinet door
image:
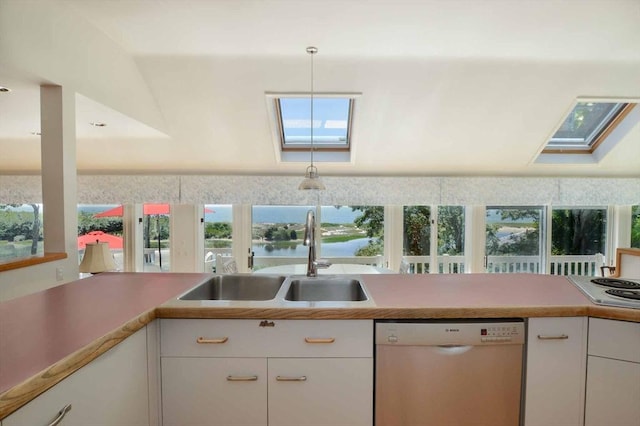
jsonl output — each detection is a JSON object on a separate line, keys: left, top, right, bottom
{"left": 585, "top": 355, "right": 640, "bottom": 426}
{"left": 3, "top": 327, "right": 149, "bottom": 426}
{"left": 524, "top": 317, "right": 587, "bottom": 426}
{"left": 161, "top": 357, "right": 267, "bottom": 426}
{"left": 268, "top": 358, "right": 373, "bottom": 426}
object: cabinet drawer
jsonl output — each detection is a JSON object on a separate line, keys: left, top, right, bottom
{"left": 162, "top": 357, "right": 268, "bottom": 426}
{"left": 588, "top": 318, "right": 640, "bottom": 362}
{"left": 268, "top": 358, "right": 373, "bottom": 426}
{"left": 266, "top": 320, "right": 372, "bottom": 358}
{"left": 585, "top": 355, "right": 640, "bottom": 426}
{"left": 160, "top": 319, "right": 373, "bottom": 358}
{"left": 161, "top": 319, "right": 275, "bottom": 357}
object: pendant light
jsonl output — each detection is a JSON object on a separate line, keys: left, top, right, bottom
{"left": 298, "top": 46, "right": 326, "bottom": 190}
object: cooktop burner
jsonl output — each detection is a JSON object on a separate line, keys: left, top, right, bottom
{"left": 605, "top": 289, "right": 640, "bottom": 301}
{"left": 569, "top": 276, "right": 640, "bottom": 309}
{"left": 590, "top": 278, "right": 640, "bottom": 290}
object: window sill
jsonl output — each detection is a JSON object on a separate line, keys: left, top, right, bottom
{"left": 0, "top": 253, "right": 68, "bottom": 273}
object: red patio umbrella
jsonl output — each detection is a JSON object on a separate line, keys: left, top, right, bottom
{"left": 77, "top": 231, "right": 123, "bottom": 250}
{"left": 94, "top": 204, "right": 214, "bottom": 217}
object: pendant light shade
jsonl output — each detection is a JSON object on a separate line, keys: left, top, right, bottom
{"left": 299, "top": 46, "right": 326, "bottom": 191}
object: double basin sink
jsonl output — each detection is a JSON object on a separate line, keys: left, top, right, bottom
{"left": 179, "top": 273, "right": 369, "bottom": 303}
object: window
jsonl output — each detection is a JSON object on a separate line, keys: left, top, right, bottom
{"left": 266, "top": 93, "right": 359, "bottom": 163}
{"left": 78, "top": 204, "right": 123, "bottom": 272}
{"left": 551, "top": 207, "right": 606, "bottom": 275}
{"left": 437, "top": 206, "right": 465, "bottom": 273}
{"left": 631, "top": 205, "right": 640, "bottom": 248}
{"left": 402, "top": 205, "right": 464, "bottom": 274}
{"left": 278, "top": 97, "right": 351, "bottom": 150}
{"left": 143, "top": 207, "right": 171, "bottom": 272}
{"left": 337, "top": 205, "right": 383, "bottom": 259}
{"left": 251, "top": 205, "right": 383, "bottom": 271}
{"left": 204, "top": 205, "right": 232, "bottom": 272}
{"left": 543, "top": 102, "right": 634, "bottom": 153}
{"left": 0, "top": 203, "right": 43, "bottom": 262}
{"left": 486, "top": 207, "right": 543, "bottom": 274}
{"left": 252, "top": 205, "right": 314, "bottom": 270}
{"left": 537, "top": 100, "right": 638, "bottom": 165}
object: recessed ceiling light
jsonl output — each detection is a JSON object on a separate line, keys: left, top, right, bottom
{"left": 0, "top": 86, "right": 11, "bottom": 93}
{"left": 89, "top": 122, "right": 107, "bottom": 127}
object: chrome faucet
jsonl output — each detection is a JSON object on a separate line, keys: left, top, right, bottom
{"left": 303, "top": 209, "right": 331, "bottom": 277}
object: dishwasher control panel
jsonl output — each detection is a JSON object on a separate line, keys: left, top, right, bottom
{"left": 376, "top": 320, "right": 525, "bottom": 346}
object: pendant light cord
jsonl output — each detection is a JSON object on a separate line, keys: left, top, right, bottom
{"left": 308, "top": 46, "right": 317, "bottom": 168}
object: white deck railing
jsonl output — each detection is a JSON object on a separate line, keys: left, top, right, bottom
{"left": 206, "top": 246, "right": 604, "bottom": 277}
{"left": 402, "top": 254, "right": 604, "bottom": 276}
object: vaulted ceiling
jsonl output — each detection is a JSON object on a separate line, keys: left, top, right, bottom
{"left": 1, "top": 0, "right": 639, "bottom": 177}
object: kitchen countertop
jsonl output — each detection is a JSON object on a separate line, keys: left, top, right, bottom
{"left": 1, "top": 272, "right": 639, "bottom": 419}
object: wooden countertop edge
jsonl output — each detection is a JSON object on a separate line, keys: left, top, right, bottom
{"left": 154, "top": 305, "right": 593, "bottom": 319}
{"left": 0, "top": 309, "right": 156, "bottom": 420}
{"left": 1, "top": 302, "right": 638, "bottom": 419}
{"left": 0, "top": 252, "right": 67, "bottom": 273}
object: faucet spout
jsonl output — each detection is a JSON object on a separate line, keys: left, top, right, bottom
{"left": 303, "top": 210, "right": 331, "bottom": 277}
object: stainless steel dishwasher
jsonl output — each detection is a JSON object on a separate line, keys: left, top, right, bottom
{"left": 375, "top": 319, "right": 525, "bottom": 426}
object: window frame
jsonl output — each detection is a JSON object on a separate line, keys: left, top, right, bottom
{"left": 265, "top": 92, "right": 361, "bottom": 163}
{"left": 275, "top": 96, "right": 354, "bottom": 152}
{"left": 542, "top": 102, "right": 636, "bottom": 154}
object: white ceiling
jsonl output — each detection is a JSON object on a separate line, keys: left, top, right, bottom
{"left": 1, "top": 0, "right": 639, "bottom": 177}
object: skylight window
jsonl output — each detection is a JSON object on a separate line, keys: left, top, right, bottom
{"left": 276, "top": 97, "right": 353, "bottom": 151}
{"left": 266, "top": 92, "right": 360, "bottom": 163}
{"left": 535, "top": 99, "right": 638, "bottom": 165}
{"left": 543, "top": 102, "right": 634, "bottom": 153}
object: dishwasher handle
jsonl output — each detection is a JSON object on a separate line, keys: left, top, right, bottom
{"left": 435, "top": 345, "right": 473, "bottom": 355}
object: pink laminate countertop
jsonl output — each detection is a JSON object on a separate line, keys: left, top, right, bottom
{"left": 1, "top": 272, "right": 638, "bottom": 419}
{"left": 0, "top": 273, "right": 206, "bottom": 397}
{"left": 364, "top": 273, "right": 591, "bottom": 309}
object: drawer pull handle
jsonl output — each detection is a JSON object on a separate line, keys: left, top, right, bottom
{"left": 48, "top": 404, "right": 72, "bottom": 426}
{"left": 196, "top": 337, "right": 229, "bottom": 344}
{"left": 276, "top": 375, "right": 307, "bottom": 382}
{"left": 226, "top": 375, "right": 258, "bottom": 382}
{"left": 304, "top": 337, "right": 335, "bottom": 344}
{"left": 537, "top": 334, "right": 569, "bottom": 340}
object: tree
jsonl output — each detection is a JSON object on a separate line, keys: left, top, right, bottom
{"left": 351, "top": 206, "right": 384, "bottom": 238}
{"left": 552, "top": 209, "right": 605, "bottom": 255}
{"left": 0, "top": 204, "right": 42, "bottom": 255}
{"left": 438, "top": 206, "right": 465, "bottom": 255}
{"left": 631, "top": 206, "right": 640, "bottom": 248}
{"left": 403, "top": 206, "right": 430, "bottom": 256}
{"left": 350, "top": 206, "right": 384, "bottom": 256}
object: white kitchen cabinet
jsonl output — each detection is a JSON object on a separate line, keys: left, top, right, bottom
{"left": 159, "top": 319, "right": 373, "bottom": 426}
{"left": 524, "top": 317, "right": 587, "bottom": 426}
{"left": 585, "top": 318, "right": 640, "bottom": 426}
{"left": 3, "top": 326, "right": 150, "bottom": 426}
{"left": 268, "top": 358, "right": 372, "bottom": 426}
{"left": 162, "top": 357, "right": 267, "bottom": 426}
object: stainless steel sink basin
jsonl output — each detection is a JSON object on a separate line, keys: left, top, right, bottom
{"left": 284, "top": 277, "right": 368, "bottom": 302}
{"left": 179, "top": 274, "right": 286, "bottom": 301}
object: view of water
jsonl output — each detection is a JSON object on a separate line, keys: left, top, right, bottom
{"left": 252, "top": 237, "right": 374, "bottom": 258}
